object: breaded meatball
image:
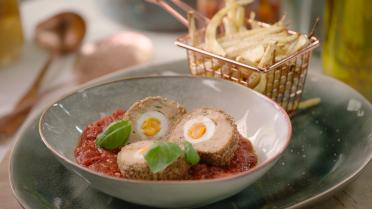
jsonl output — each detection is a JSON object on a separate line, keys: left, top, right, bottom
{"left": 167, "top": 108, "right": 238, "bottom": 166}
{"left": 124, "top": 96, "right": 186, "bottom": 143}
{"left": 117, "top": 140, "right": 189, "bottom": 180}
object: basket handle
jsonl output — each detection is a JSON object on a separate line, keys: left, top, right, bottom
{"left": 146, "top": 0, "right": 209, "bottom": 27}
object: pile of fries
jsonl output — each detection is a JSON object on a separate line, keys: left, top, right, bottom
{"left": 187, "top": 0, "right": 311, "bottom": 93}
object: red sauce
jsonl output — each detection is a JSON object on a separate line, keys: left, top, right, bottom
{"left": 74, "top": 109, "right": 125, "bottom": 177}
{"left": 188, "top": 137, "right": 257, "bottom": 180}
{"left": 75, "top": 109, "right": 258, "bottom": 179}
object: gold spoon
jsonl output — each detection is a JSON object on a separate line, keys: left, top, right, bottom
{"left": 0, "top": 12, "right": 86, "bottom": 138}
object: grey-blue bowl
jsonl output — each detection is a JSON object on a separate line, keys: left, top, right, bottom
{"left": 39, "top": 76, "right": 292, "bottom": 208}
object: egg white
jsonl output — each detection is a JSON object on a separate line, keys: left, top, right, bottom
{"left": 134, "top": 146, "right": 149, "bottom": 160}
{"left": 134, "top": 150, "right": 144, "bottom": 160}
{"left": 183, "top": 117, "right": 216, "bottom": 144}
{"left": 136, "top": 111, "right": 169, "bottom": 140}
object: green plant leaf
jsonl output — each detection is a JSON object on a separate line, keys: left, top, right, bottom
{"left": 144, "top": 141, "right": 182, "bottom": 173}
{"left": 96, "top": 119, "right": 131, "bottom": 150}
{"left": 183, "top": 141, "right": 200, "bottom": 166}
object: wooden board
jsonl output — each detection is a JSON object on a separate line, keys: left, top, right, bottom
{"left": 0, "top": 148, "right": 20, "bottom": 209}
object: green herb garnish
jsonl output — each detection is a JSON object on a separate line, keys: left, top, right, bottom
{"left": 183, "top": 141, "right": 200, "bottom": 166}
{"left": 144, "top": 141, "right": 182, "bottom": 173}
{"left": 143, "top": 141, "right": 201, "bottom": 173}
{"left": 96, "top": 119, "right": 132, "bottom": 150}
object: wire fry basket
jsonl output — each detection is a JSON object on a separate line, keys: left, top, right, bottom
{"left": 148, "top": 0, "right": 320, "bottom": 114}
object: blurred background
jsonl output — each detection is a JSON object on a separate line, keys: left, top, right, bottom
{"left": 1, "top": 1, "right": 371, "bottom": 209}
{"left": 0, "top": 0, "right": 370, "bottom": 137}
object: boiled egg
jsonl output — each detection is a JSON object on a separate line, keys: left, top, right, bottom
{"left": 134, "top": 144, "right": 150, "bottom": 160}
{"left": 137, "top": 111, "right": 169, "bottom": 140}
{"left": 183, "top": 117, "right": 216, "bottom": 144}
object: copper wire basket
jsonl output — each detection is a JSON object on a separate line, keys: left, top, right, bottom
{"left": 149, "top": 0, "right": 320, "bottom": 114}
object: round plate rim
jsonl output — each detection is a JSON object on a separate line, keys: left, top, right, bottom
{"left": 8, "top": 60, "right": 372, "bottom": 209}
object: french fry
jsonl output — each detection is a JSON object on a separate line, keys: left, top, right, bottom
{"left": 226, "top": 0, "right": 238, "bottom": 33}
{"left": 248, "top": 12, "right": 260, "bottom": 29}
{"left": 187, "top": 12, "right": 197, "bottom": 46}
{"left": 253, "top": 73, "right": 267, "bottom": 93}
{"left": 236, "top": 55, "right": 258, "bottom": 67}
{"left": 220, "top": 26, "right": 286, "bottom": 48}
{"left": 258, "top": 42, "right": 276, "bottom": 68}
{"left": 251, "top": 42, "right": 276, "bottom": 93}
{"left": 298, "top": 98, "right": 321, "bottom": 110}
{"left": 292, "top": 34, "right": 310, "bottom": 52}
{"left": 223, "top": 17, "right": 237, "bottom": 35}
{"left": 238, "top": 44, "right": 264, "bottom": 64}
{"left": 236, "top": 6, "right": 246, "bottom": 31}
{"left": 204, "top": 2, "right": 241, "bottom": 56}
{"left": 192, "top": 0, "right": 311, "bottom": 95}
{"left": 247, "top": 72, "right": 261, "bottom": 87}
{"left": 224, "top": 1, "right": 236, "bottom": 35}
{"left": 202, "top": 4, "right": 309, "bottom": 66}
{"left": 236, "top": 0, "right": 254, "bottom": 4}
{"left": 224, "top": 32, "right": 293, "bottom": 58}
{"left": 274, "top": 15, "right": 286, "bottom": 27}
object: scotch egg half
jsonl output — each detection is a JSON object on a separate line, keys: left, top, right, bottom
{"left": 124, "top": 96, "right": 186, "bottom": 143}
{"left": 167, "top": 108, "right": 239, "bottom": 166}
{"left": 117, "top": 140, "right": 189, "bottom": 180}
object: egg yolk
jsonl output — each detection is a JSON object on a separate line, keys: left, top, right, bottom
{"left": 187, "top": 123, "right": 206, "bottom": 140}
{"left": 141, "top": 117, "right": 161, "bottom": 137}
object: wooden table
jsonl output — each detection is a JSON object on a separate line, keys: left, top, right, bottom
{"left": 0, "top": 147, "right": 371, "bottom": 209}
{"left": 0, "top": 150, "right": 19, "bottom": 209}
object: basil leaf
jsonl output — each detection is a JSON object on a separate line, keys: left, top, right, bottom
{"left": 183, "top": 141, "right": 200, "bottom": 166}
{"left": 144, "top": 141, "right": 182, "bottom": 173}
{"left": 96, "top": 119, "right": 131, "bottom": 150}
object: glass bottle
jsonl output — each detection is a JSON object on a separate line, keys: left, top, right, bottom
{"left": 322, "top": 0, "right": 372, "bottom": 101}
{"left": 0, "top": 0, "right": 24, "bottom": 67}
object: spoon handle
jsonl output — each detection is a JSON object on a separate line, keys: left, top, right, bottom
{"left": 0, "top": 54, "right": 54, "bottom": 138}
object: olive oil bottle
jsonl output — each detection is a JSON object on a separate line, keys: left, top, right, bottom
{"left": 322, "top": 0, "right": 372, "bottom": 101}
{"left": 0, "top": 0, "right": 23, "bottom": 66}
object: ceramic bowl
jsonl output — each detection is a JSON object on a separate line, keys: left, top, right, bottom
{"left": 39, "top": 76, "right": 292, "bottom": 208}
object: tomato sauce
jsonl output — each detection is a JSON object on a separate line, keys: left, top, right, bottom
{"left": 74, "top": 109, "right": 125, "bottom": 177}
{"left": 74, "top": 109, "right": 258, "bottom": 179}
{"left": 188, "top": 137, "right": 257, "bottom": 180}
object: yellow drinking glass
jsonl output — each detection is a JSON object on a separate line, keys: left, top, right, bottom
{"left": 0, "top": 0, "right": 23, "bottom": 66}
